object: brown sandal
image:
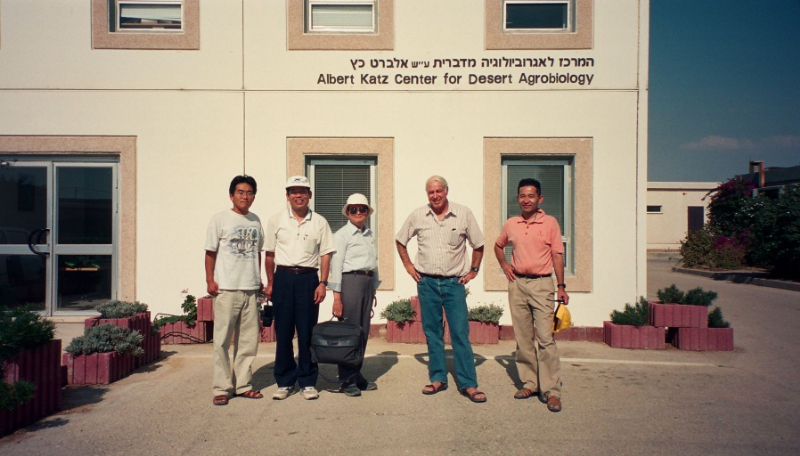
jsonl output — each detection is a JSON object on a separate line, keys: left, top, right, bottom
{"left": 514, "top": 388, "right": 537, "bottom": 399}
{"left": 547, "top": 395, "right": 562, "bottom": 412}
{"left": 422, "top": 382, "right": 448, "bottom": 395}
{"left": 460, "top": 388, "right": 487, "bottom": 403}
{"left": 238, "top": 389, "right": 263, "bottom": 399}
{"left": 213, "top": 395, "right": 229, "bottom": 406}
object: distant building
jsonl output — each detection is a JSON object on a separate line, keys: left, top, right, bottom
{"left": 647, "top": 182, "right": 718, "bottom": 251}
{"left": 738, "top": 161, "right": 800, "bottom": 199}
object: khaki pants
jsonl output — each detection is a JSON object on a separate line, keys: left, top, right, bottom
{"left": 508, "top": 277, "right": 561, "bottom": 398}
{"left": 212, "top": 290, "right": 259, "bottom": 397}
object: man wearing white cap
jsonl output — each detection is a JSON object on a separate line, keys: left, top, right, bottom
{"left": 330, "top": 193, "right": 380, "bottom": 397}
{"left": 264, "top": 176, "right": 335, "bottom": 400}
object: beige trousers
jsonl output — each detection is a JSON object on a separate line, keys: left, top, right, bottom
{"left": 508, "top": 277, "right": 561, "bottom": 398}
{"left": 212, "top": 290, "right": 259, "bottom": 397}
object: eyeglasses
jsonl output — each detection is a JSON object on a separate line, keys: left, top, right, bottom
{"left": 235, "top": 190, "right": 255, "bottom": 197}
{"left": 348, "top": 206, "right": 369, "bottom": 215}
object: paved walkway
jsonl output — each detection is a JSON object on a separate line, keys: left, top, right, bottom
{"left": 2, "top": 259, "right": 799, "bottom": 455}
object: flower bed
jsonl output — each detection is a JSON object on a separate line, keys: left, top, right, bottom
{"left": 85, "top": 311, "right": 160, "bottom": 366}
{"left": 1, "top": 340, "right": 62, "bottom": 437}
{"left": 62, "top": 351, "right": 137, "bottom": 385}
{"left": 603, "top": 322, "right": 666, "bottom": 350}
{"left": 669, "top": 327, "right": 734, "bottom": 351}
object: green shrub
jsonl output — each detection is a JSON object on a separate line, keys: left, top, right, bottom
{"left": 656, "top": 284, "right": 684, "bottom": 304}
{"left": 708, "top": 307, "right": 730, "bottom": 328}
{"left": 682, "top": 287, "right": 718, "bottom": 307}
{"left": 680, "top": 227, "right": 747, "bottom": 269}
{"left": 0, "top": 305, "right": 55, "bottom": 411}
{"left": 380, "top": 299, "right": 415, "bottom": 323}
{"left": 0, "top": 305, "right": 56, "bottom": 362}
{"left": 758, "top": 187, "right": 800, "bottom": 280}
{"left": 467, "top": 304, "right": 504, "bottom": 324}
{"left": 65, "top": 324, "right": 144, "bottom": 356}
{"left": 0, "top": 380, "right": 35, "bottom": 411}
{"left": 610, "top": 297, "right": 650, "bottom": 327}
{"left": 95, "top": 300, "right": 149, "bottom": 319}
{"left": 181, "top": 295, "right": 197, "bottom": 326}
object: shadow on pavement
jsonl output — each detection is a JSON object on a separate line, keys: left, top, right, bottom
{"left": 252, "top": 361, "right": 277, "bottom": 392}
{"left": 495, "top": 352, "right": 523, "bottom": 389}
{"left": 60, "top": 385, "right": 109, "bottom": 412}
{"left": 413, "top": 350, "right": 488, "bottom": 390}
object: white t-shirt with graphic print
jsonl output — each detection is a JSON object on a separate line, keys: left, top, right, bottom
{"left": 205, "top": 210, "right": 265, "bottom": 291}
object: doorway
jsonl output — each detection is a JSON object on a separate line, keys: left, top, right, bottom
{"left": 0, "top": 158, "right": 118, "bottom": 315}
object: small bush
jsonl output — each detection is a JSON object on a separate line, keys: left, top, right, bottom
{"left": 610, "top": 297, "right": 650, "bottom": 327}
{"left": 380, "top": 299, "right": 415, "bottom": 323}
{"left": 682, "top": 287, "right": 718, "bottom": 307}
{"left": 0, "top": 380, "right": 35, "bottom": 411}
{"left": 95, "top": 300, "right": 149, "bottom": 319}
{"left": 0, "top": 305, "right": 56, "bottom": 362}
{"left": 467, "top": 304, "right": 504, "bottom": 324}
{"left": 65, "top": 323, "right": 144, "bottom": 356}
{"left": 708, "top": 307, "right": 730, "bottom": 328}
{"left": 656, "top": 284, "right": 684, "bottom": 304}
{"left": 680, "top": 227, "right": 747, "bottom": 269}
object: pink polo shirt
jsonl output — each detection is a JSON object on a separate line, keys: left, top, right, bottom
{"left": 495, "top": 209, "right": 564, "bottom": 276}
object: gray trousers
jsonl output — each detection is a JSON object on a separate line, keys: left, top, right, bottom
{"left": 338, "top": 273, "right": 375, "bottom": 385}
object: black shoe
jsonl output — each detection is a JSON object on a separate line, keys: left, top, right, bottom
{"left": 357, "top": 381, "right": 377, "bottom": 391}
{"left": 341, "top": 384, "right": 362, "bottom": 397}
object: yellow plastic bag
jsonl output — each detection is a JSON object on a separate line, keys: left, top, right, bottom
{"left": 554, "top": 302, "right": 572, "bottom": 333}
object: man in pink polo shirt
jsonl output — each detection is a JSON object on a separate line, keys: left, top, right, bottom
{"left": 494, "top": 178, "right": 569, "bottom": 413}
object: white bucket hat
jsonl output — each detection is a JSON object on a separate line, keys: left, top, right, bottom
{"left": 285, "top": 175, "right": 311, "bottom": 189}
{"left": 341, "top": 193, "right": 374, "bottom": 217}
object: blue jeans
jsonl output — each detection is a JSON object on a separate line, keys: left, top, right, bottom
{"left": 417, "top": 275, "right": 478, "bottom": 389}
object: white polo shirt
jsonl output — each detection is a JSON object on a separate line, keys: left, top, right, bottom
{"left": 264, "top": 208, "right": 336, "bottom": 268}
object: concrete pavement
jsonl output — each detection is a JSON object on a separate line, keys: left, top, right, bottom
{"left": 2, "top": 258, "right": 799, "bottom": 455}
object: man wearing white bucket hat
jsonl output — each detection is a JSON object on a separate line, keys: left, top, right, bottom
{"left": 329, "top": 193, "right": 380, "bottom": 397}
{"left": 264, "top": 175, "right": 335, "bottom": 401}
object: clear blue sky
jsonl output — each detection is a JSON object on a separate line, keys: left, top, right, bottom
{"left": 649, "top": 0, "right": 800, "bottom": 182}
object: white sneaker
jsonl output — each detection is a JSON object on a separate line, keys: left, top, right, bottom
{"left": 301, "top": 386, "right": 319, "bottom": 400}
{"left": 272, "top": 387, "right": 294, "bottom": 400}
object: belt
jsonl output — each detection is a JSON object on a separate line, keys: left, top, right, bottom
{"left": 514, "top": 272, "right": 552, "bottom": 279}
{"left": 276, "top": 265, "right": 318, "bottom": 274}
{"left": 419, "top": 272, "right": 458, "bottom": 280}
{"left": 343, "top": 270, "right": 374, "bottom": 277}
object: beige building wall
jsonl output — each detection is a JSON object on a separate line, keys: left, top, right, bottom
{"left": 0, "top": 0, "right": 649, "bottom": 326}
{"left": 647, "top": 182, "right": 718, "bottom": 251}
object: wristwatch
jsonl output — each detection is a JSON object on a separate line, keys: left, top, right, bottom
{"left": 320, "top": 280, "right": 329, "bottom": 286}
{"left": 557, "top": 283, "right": 566, "bottom": 289}
{"left": 471, "top": 267, "right": 480, "bottom": 273}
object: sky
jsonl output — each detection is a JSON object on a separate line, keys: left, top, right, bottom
{"left": 648, "top": 0, "right": 800, "bottom": 182}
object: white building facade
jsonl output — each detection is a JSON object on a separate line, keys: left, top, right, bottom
{"left": 647, "top": 182, "right": 717, "bottom": 251}
{"left": 0, "top": 0, "right": 649, "bottom": 326}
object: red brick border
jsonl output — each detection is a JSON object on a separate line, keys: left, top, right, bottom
{"left": 386, "top": 321, "right": 426, "bottom": 344}
{"left": 669, "top": 327, "right": 734, "bottom": 351}
{"left": 649, "top": 302, "right": 708, "bottom": 328}
{"left": 0, "top": 340, "right": 62, "bottom": 437}
{"left": 603, "top": 322, "right": 666, "bottom": 350}
{"left": 196, "top": 297, "right": 215, "bottom": 322}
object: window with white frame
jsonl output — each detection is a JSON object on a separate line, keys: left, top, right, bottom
{"left": 504, "top": 0, "right": 573, "bottom": 32}
{"left": 110, "top": 1, "right": 183, "bottom": 33}
{"left": 646, "top": 205, "right": 663, "bottom": 214}
{"left": 306, "top": 158, "right": 377, "bottom": 234}
{"left": 502, "top": 158, "right": 574, "bottom": 275}
{"left": 305, "top": 0, "right": 376, "bottom": 33}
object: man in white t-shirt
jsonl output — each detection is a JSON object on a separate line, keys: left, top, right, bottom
{"left": 205, "top": 175, "right": 265, "bottom": 406}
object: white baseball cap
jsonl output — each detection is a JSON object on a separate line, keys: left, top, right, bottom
{"left": 285, "top": 175, "right": 311, "bottom": 189}
{"left": 341, "top": 193, "right": 374, "bottom": 216}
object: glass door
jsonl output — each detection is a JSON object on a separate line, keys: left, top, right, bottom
{"left": 0, "top": 159, "right": 118, "bottom": 315}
